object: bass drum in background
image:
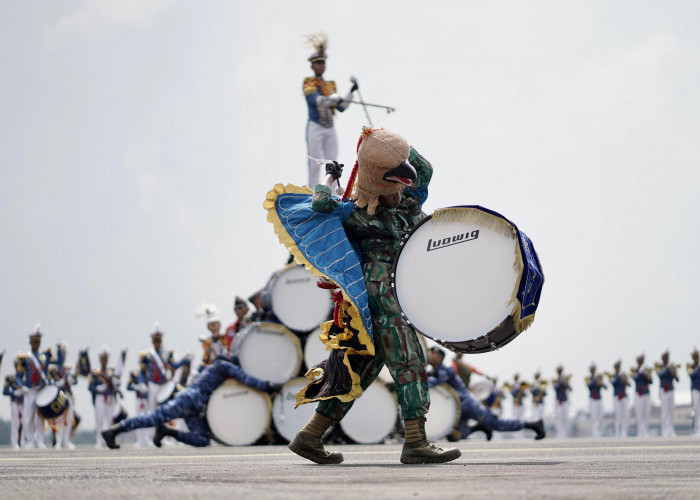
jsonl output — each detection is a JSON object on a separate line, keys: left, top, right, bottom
{"left": 262, "top": 265, "right": 333, "bottom": 332}
{"left": 35, "top": 385, "right": 68, "bottom": 420}
{"left": 156, "top": 380, "right": 179, "bottom": 405}
{"left": 232, "top": 322, "right": 302, "bottom": 385}
{"left": 206, "top": 379, "right": 271, "bottom": 446}
{"left": 339, "top": 381, "right": 398, "bottom": 444}
{"left": 271, "top": 378, "right": 318, "bottom": 443}
{"left": 302, "top": 327, "right": 328, "bottom": 371}
{"left": 425, "top": 384, "right": 461, "bottom": 441}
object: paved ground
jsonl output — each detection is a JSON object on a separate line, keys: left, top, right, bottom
{"left": 1, "top": 437, "right": 699, "bottom": 499}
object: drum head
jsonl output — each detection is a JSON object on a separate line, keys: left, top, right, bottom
{"left": 156, "top": 380, "right": 177, "bottom": 405}
{"left": 206, "top": 380, "right": 271, "bottom": 446}
{"left": 233, "top": 322, "right": 302, "bottom": 384}
{"left": 266, "top": 266, "right": 333, "bottom": 332}
{"left": 302, "top": 327, "right": 328, "bottom": 370}
{"left": 425, "top": 384, "right": 461, "bottom": 441}
{"left": 393, "top": 210, "right": 520, "bottom": 350}
{"left": 36, "top": 386, "right": 59, "bottom": 407}
{"left": 271, "top": 378, "right": 317, "bottom": 443}
{"left": 339, "top": 382, "right": 398, "bottom": 444}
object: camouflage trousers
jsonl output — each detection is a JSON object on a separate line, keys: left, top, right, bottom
{"left": 317, "top": 279, "right": 430, "bottom": 421}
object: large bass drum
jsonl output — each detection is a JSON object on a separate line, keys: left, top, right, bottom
{"left": 206, "top": 379, "right": 271, "bottom": 446}
{"left": 339, "top": 381, "right": 398, "bottom": 444}
{"left": 425, "top": 384, "right": 461, "bottom": 441}
{"left": 232, "top": 322, "right": 302, "bottom": 385}
{"left": 391, "top": 206, "right": 544, "bottom": 353}
{"left": 262, "top": 265, "right": 333, "bottom": 332}
{"left": 271, "top": 378, "right": 318, "bottom": 443}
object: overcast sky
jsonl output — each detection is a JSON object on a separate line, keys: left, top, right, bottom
{"left": 1, "top": 1, "right": 699, "bottom": 430}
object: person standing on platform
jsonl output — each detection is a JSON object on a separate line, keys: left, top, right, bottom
{"left": 586, "top": 363, "right": 606, "bottom": 437}
{"left": 608, "top": 359, "right": 630, "bottom": 438}
{"left": 21, "top": 325, "right": 50, "bottom": 448}
{"left": 689, "top": 347, "right": 700, "bottom": 437}
{"left": 632, "top": 352, "right": 652, "bottom": 437}
{"left": 303, "top": 33, "right": 356, "bottom": 188}
{"left": 530, "top": 370, "right": 547, "bottom": 422}
{"left": 89, "top": 345, "right": 121, "bottom": 449}
{"left": 553, "top": 364, "right": 571, "bottom": 438}
{"left": 3, "top": 355, "right": 25, "bottom": 449}
{"left": 656, "top": 349, "right": 679, "bottom": 437}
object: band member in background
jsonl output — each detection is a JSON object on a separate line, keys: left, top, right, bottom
{"left": 608, "top": 359, "right": 630, "bottom": 438}
{"left": 102, "top": 357, "right": 281, "bottom": 449}
{"left": 303, "top": 33, "right": 356, "bottom": 188}
{"left": 428, "top": 347, "right": 544, "bottom": 441}
{"left": 656, "top": 349, "right": 679, "bottom": 437}
{"left": 126, "top": 369, "right": 150, "bottom": 446}
{"left": 451, "top": 352, "right": 473, "bottom": 388}
{"left": 689, "top": 347, "right": 700, "bottom": 437}
{"left": 530, "top": 370, "right": 547, "bottom": 422}
{"left": 3, "top": 355, "right": 25, "bottom": 449}
{"left": 586, "top": 363, "right": 606, "bottom": 437}
{"left": 89, "top": 345, "right": 121, "bottom": 449}
{"left": 632, "top": 352, "right": 652, "bottom": 437}
{"left": 553, "top": 364, "right": 571, "bottom": 438}
{"left": 509, "top": 373, "right": 527, "bottom": 438}
{"left": 140, "top": 323, "right": 187, "bottom": 414}
{"left": 49, "top": 340, "right": 76, "bottom": 450}
{"left": 223, "top": 296, "right": 252, "bottom": 352}
{"left": 483, "top": 377, "right": 506, "bottom": 440}
{"left": 21, "top": 325, "right": 49, "bottom": 448}
{"left": 200, "top": 315, "right": 225, "bottom": 369}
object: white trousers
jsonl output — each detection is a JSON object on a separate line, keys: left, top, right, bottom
{"left": 147, "top": 382, "right": 164, "bottom": 440}
{"left": 589, "top": 399, "right": 604, "bottom": 437}
{"left": 10, "top": 401, "right": 22, "bottom": 448}
{"left": 306, "top": 121, "right": 338, "bottom": 188}
{"left": 660, "top": 389, "right": 676, "bottom": 437}
{"left": 134, "top": 398, "right": 150, "bottom": 446}
{"left": 555, "top": 401, "right": 569, "bottom": 438}
{"left": 634, "top": 393, "right": 651, "bottom": 437}
{"left": 21, "top": 388, "right": 45, "bottom": 448}
{"left": 54, "top": 395, "right": 75, "bottom": 449}
{"left": 691, "top": 389, "right": 700, "bottom": 437}
{"left": 613, "top": 397, "right": 629, "bottom": 438}
{"left": 512, "top": 404, "right": 525, "bottom": 438}
{"left": 94, "top": 395, "right": 115, "bottom": 447}
{"left": 532, "top": 403, "right": 545, "bottom": 421}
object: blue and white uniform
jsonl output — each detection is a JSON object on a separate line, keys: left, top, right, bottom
{"left": 586, "top": 373, "right": 605, "bottom": 438}
{"left": 632, "top": 364, "right": 652, "bottom": 437}
{"left": 428, "top": 363, "right": 524, "bottom": 439}
{"left": 689, "top": 359, "right": 700, "bottom": 437}
{"left": 50, "top": 346, "right": 77, "bottom": 450}
{"left": 21, "top": 349, "right": 49, "bottom": 448}
{"left": 126, "top": 370, "right": 150, "bottom": 446}
{"left": 89, "top": 365, "right": 120, "bottom": 448}
{"left": 553, "top": 376, "right": 571, "bottom": 438}
{"left": 121, "top": 359, "right": 270, "bottom": 447}
{"left": 610, "top": 372, "right": 629, "bottom": 438}
{"left": 657, "top": 364, "right": 678, "bottom": 437}
{"left": 3, "top": 370, "right": 24, "bottom": 449}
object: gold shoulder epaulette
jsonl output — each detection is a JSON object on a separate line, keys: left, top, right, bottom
{"left": 303, "top": 77, "right": 320, "bottom": 96}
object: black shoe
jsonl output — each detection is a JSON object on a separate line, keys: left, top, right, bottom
{"left": 102, "top": 424, "right": 124, "bottom": 450}
{"left": 470, "top": 424, "right": 493, "bottom": 441}
{"left": 525, "top": 419, "right": 546, "bottom": 440}
{"left": 153, "top": 425, "right": 177, "bottom": 448}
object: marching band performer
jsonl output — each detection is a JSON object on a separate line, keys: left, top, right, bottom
{"left": 3, "top": 355, "right": 25, "bottom": 449}
{"left": 428, "top": 347, "right": 544, "bottom": 441}
{"left": 223, "top": 296, "right": 252, "bottom": 356}
{"left": 689, "top": 347, "right": 700, "bottom": 437}
{"left": 530, "top": 370, "right": 547, "bottom": 422}
{"left": 631, "top": 352, "right": 652, "bottom": 437}
{"left": 49, "top": 340, "right": 77, "bottom": 450}
{"left": 200, "top": 317, "right": 225, "bottom": 369}
{"left": 608, "top": 359, "right": 630, "bottom": 438}
{"left": 21, "top": 325, "right": 49, "bottom": 448}
{"left": 656, "top": 349, "right": 679, "bottom": 437}
{"left": 508, "top": 373, "right": 528, "bottom": 438}
{"left": 140, "top": 323, "right": 187, "bottom": 414}
{"left": 483, "top": 377, "right": 506, "bottom": 440}
{"left": 553, "top": 364, "right": 571, "bottom": 438}
{"left": 101, "top": 357, "right": 280, "bottom": 449}
{"left": 89, "top": 345, "right": 121, "bottom": 448}
{"left": 586, "top": 363, "right": 606, "bottom": 437}
{"left": 303, "top": 33, "right": 356, "bottom": 188}
{"left": 126, "top": 369, "right": 150, "bottom": 446}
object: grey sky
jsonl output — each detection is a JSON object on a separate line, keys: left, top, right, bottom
{"left": 1, "top": 1, "right": 699, "bottom": 429}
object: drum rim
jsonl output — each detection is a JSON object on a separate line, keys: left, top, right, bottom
{"left": 390, "top": 206, "right": 525, "bottom": 354}
{"left": 36, "top": 384, "right": 60, "bottom": 406}
{"left": 206, "top": 379, "right": 271, "bottom": 446}
{"left": 234, "top": 321, "right": 303, "bottom": 381}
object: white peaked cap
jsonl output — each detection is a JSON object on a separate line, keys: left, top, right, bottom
{"left": 30, "top": 323, "right": 43, "bottom": 337}
{"left": 99, "top": 344, "right": 110, "bottom": 356}
{"left": 152, "top": 322, "right": 163, "bottom": 336}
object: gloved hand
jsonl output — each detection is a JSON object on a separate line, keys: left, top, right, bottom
{"left": 267, "top": 382, "right": 283, "bottom": 393}
{"left": 325, "top": 161, "right": 344, "bottom": 180}
{"left": 350, "top": 81, "right": 359, "bottom": 93}
{"left": 328, "top": 93, "right": 343, "bottom": 105}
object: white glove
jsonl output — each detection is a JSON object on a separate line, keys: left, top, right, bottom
{"left": 96, "top": 383, "right": 107, "bottom": 393}
{"left": 136, "top": 383, "right": 148, "bottom": 394}
{"left": 317, "top": 93, "right": 343, "bottom": 108}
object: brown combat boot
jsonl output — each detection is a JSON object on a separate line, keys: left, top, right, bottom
{"left": 288, "top": 412, "right": 343, "bottom": 464}
{"left": 400, "top": 417, "right": 461, "bottom": 464}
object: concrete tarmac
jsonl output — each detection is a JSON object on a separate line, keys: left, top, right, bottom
{"left": 1, "top": 437, "right": 699, "bottom": 499}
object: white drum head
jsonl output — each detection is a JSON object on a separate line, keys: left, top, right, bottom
{"left": 303, "top": 327, "right": 329, "bottom": 370}
{"left": 36, "top": 385, "right": 58, "bottom": 407}
{"left": 394, "top": 216, "right": 518, "bottom": 342}
{"left": 339, "top": 382, "right": 398, "bottom": 444}
{"left": 425, "top": 384, "right": 460, "bottom": 440}
{"left": 272, "top": 378, "right": 317, "bottom": 442}
{"left": 156, "top": 380, "right": 177, "bottom": 405}
{"left": 206, "top": 380, "right": 270, "bottom": 446}
{"left": 234, "top": 322, "right": 302, "bottom": 385}
{"left": 270, "top": 266, "right": 333, "bottom": 332}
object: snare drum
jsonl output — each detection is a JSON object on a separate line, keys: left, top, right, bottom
{"left": 391, "top": 206, "right": 544, "bottom": 353}
{"left": 36, "top": 385, "right": 69, "bottom": 420}
{"left": 206, "top": 379, "right": 271, "bottom": 446}
{"left": 232, "top": 322, "right": 302, "bottom": 385}
{"left": 271, "top": 378, "right": 318, "bottom": 443}
{"left": 339, "top": 381, "right": 398, "bottom": 444}
{"left": 425, "top": 384, "right": 461, "bottom": 441}
{"left": 262, "top": 265, "right": 333, "bottom": 332}
{"left": 156, "top": 380, "right": 179, "bottom": 405}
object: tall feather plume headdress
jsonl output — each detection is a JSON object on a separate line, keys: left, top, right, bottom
{"left": 194, "top": 302, "right": 220, "bottom": 323}
{"left": 306, "top": 32, "right": 328, "bottom": 62}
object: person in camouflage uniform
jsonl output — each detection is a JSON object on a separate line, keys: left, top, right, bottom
{"left": 288, "top": 128, "right": 460, "bottom": 465}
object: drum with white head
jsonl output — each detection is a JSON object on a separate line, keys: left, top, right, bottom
{"left": 262, "top": 265, "right": 333, "bottom": 332}
{"left": 232, "top": 322, "right": 302, "bottom": 385}
{"left": 36, "top": 385, "right": 68, "bottom": 420}
{"left": 339, "top": 381, "right": 398, "bottom": 444}
{"left": 391, "top": 206, "right": 544, "bottom": 353}
{"left": 156, "top": 380, "right": 179, "bottom": 405}
{"left": 206, "top": 379, "right": 271, "bottom": 446}
{"left": 425, "top": 384, "right": 461, "bottom": 441}
{"left": 469, "top": 379, "right": 495, "bottom": 403}
{"left": 272, "top": 378, "right": 318, "bottom": 443}
{"left": 302, "top": 327, "right": 327, "bottom": 371}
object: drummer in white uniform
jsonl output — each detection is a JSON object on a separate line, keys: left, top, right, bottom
{"left": 21, "top": 325, "right": 50, "bottom": 448}
{"left": 89, "top": 345, "right": 121, "bottom": 449}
